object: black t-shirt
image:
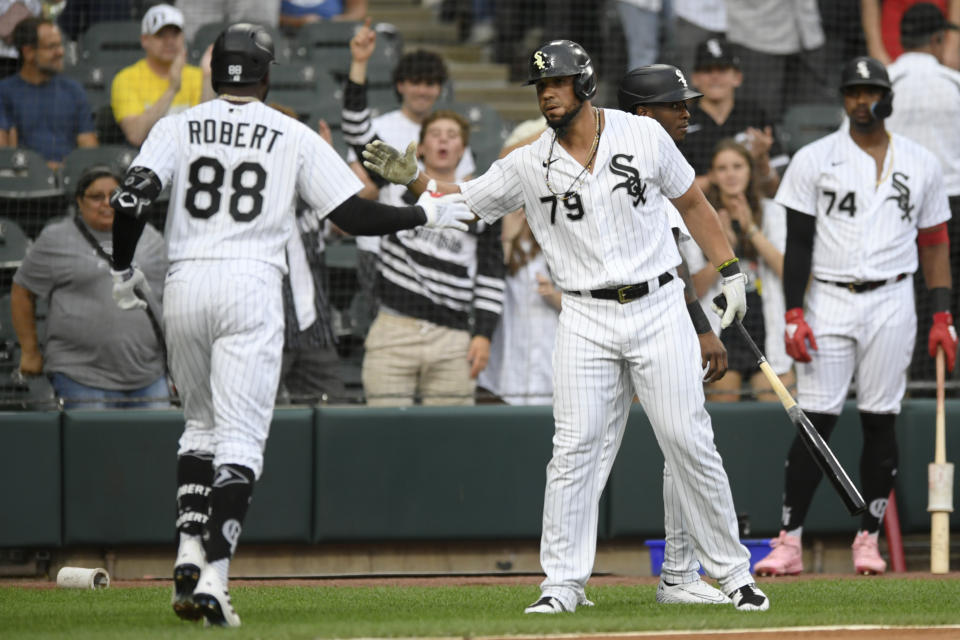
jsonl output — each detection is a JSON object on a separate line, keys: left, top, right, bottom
{"left": 679, "top": 98, "right": 786, "bottom": 175}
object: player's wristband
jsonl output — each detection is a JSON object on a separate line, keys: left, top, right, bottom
{"left": 687, "top": 300, "right": 712, "bottom": 334}
{"left": 930, "top": 286, "right": 951, "bottom": 314}
{"left": 717, "top": 257, "right": 741, "bottom": 277}
{"left": 405, "top": 170, "right": 420, "bottom": 187}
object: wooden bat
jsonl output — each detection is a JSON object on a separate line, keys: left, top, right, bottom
{"left": 929, "top": 349, "right": 952, "bottom": 574}
{"left": 712, "top": 296, "right": 866, "bottom": 515}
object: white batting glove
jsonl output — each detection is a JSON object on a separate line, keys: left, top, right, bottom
{"left": 362, "top": 140, "right": 419, "bottom": 186}
{"left": 416, "top": 180, "right": 474, "bottom": 232}
{"left": 110, "top": 267, "right": 149, "bottom": 310}
{"left": 712, "top": 272, "right": 748, "bottom": 329}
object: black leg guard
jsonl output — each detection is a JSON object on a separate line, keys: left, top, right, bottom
{"left": 202, "top": 464, "right": 255, "bottom": 563}
{"left": 859, "top": 411, "right": 898, "bottom": 533}
{"left": 782, "top": 412, "right": 840, "bottom": 530}
{"left": 176, "top": 452, "right": 214, "bottom": 537}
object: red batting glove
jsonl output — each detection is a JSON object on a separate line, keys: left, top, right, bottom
{"left": 929, "top": 311, "right": 958, "bottom": 372}
{"left": 784, "top": 307, "right": 817, "bottom": 363}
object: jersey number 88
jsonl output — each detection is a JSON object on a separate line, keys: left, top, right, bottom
{"left": 185, "top": 156, "right": 267, "bottom": 222}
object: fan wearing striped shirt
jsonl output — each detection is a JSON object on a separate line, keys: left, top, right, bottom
{"left": 361, "top": 109, "right": 506, "bottom": 406}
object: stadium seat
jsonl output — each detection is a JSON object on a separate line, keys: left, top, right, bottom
{"left": 78, "top": 21, "right": 143, "bottom": 65}
{"left": 60, "top": 146, "right": 138, "bottom": 197}
{"left": 0, "top": 217, "right": 29, "bottom": 270}
{"left": 441, "top": 102, "right": 511, "bottom": 173}
{"left": 367, "top": 87, "right": 399, "bottom": 118}
{"left": 0, "top": 149, "right": 63, "bottom": 239}
{"left": 778, "top": 102, "right": 845, "bottom": 156}
{"left": 270, "top": 89, "right": 342, "bottom": 127}
{"left": 0, "top": 294, "right": 58, "bottom": 410}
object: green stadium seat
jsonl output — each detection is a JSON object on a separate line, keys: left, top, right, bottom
{"left": 60, "top": 146, "right": 138, "bottom": 197}
{"left": 778, "top": 102, "right": 845, "bottom": 156}
{"left": 0, "top": 217, "right": 29, "bottom": 270}
{"left": 0, "top": 149, "right": 60, "bottom": 199}
{"left": 78, "top": 20, "right": 143, "bottom": 65}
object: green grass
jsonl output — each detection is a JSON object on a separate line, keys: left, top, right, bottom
{"left": 2, "top": 579, "right": 959, "bottom": 639}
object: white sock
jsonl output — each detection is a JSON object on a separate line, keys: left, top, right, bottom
{"left": 785, "top": 526, "right": 802, "bottom": 540}
{"left": 210, "top": 558, "right": 230, "bottom": 585}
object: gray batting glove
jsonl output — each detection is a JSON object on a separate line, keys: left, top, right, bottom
{"left": 712, "top": 272, "right": 748, "bottom": 329}
{"left": 416, "top": 180, "right": 473, "bottom": 232}
{"left": 362, "top": 140, "right": 419, "bottom": 186}
{"left": 110, "top": 267, "right": 149, "bottom": 310}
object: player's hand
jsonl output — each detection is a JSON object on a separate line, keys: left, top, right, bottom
{"left": 467, "top": 335, "right": 490, "bottom": 378}
{"left": 111, "top": 267, "right": 150, "bottom": 310}
{"left": 416, "top": 180, "right": 474, "bottom": 231}
{"left": 362, "top": 140, "right": 419, "bottom": 186}
{"left": 929, "top": 311, "right": 958, "bottom": 372}
{"left": 18, "top": 348, "right": 43, "bottom": 376}
{"left": 350, "top": 16, "right": 377, "bottom": 63}
{"left": 712, "top": 272, "right": 747, "bottom": 329}
{"left": 745, "top": 126, "right": 773, "bottom": 159}
{"left": 697, "top": 331, "right": 728, "bottom": 382}
{"left": 784, "top": 307, "right": 817, "bottom": 362}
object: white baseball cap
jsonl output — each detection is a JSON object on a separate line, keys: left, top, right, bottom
{"left": 141, "top": 4, "right": 184, "bottom": 35}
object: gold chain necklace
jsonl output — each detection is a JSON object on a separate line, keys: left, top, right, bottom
{"left": 544, "top": 107, "right": 600, "bottom": 201}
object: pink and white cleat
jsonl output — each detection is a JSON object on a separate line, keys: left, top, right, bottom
{"left": 852, "top": 531, "right": 887, "bottom": 575}
{"left": 753, "top": 530, "right": 803, "bottom": 576}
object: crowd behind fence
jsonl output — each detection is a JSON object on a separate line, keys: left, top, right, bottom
{"left": 0, "top": 0, "right": 958, "bottom": 409}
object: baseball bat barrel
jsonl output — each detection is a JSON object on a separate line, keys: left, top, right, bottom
{"left": 712, "top": 295, "right": 866, "bottom": 515}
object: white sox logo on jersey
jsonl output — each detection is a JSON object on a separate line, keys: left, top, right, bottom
{"left": 885, "top": 172, "right": 914, "bottom": 221}
{"left": 610, "top": 154, "right": 648, "bottom": 206}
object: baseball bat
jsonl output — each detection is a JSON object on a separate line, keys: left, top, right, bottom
{"left": 929, "top": 348, "right": 952, "bottom": 574}
{"left": 712, "top": 296, "right": 866, "bottom": 515}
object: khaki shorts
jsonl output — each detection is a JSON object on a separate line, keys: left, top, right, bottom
{"left": 362, "top": 311, "right": 476, "bottom": 406}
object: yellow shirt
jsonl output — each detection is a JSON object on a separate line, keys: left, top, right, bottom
{"left": 111, "top": 59, "right": 203, "bottom": 123}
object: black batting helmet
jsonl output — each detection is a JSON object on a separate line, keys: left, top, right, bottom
{"left": 617, "top": 64, "right": 703, "bottom": 113}
{"left": 211, "top": 23, "right": 275, "bottom": 93}
{"left": 839, "top": 56, "right": 891, "bottom": 91}
{"left": 523, "top": 39, "right": 597, "bottom": 101}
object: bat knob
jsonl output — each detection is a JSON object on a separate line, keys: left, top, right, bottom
{"left": 712, "top": 294, "right": 727, "bottom": 313}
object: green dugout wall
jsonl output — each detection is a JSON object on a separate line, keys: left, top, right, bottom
{"left": 0, "top": 401, "right": 957, "bottom": 548}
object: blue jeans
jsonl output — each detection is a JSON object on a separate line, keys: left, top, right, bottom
{"left": 50, "top": 373, "right": 171, "bottom": 409}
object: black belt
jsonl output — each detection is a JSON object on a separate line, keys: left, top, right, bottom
{"left": 815, "top": 273, "right": 909, "bottom": 293}
{"left": 566, "top": 272, "right": 673, "bottom": 304}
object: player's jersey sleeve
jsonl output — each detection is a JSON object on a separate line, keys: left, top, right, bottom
{"left": 460, "top": 151, "right": 525, "bottom": 224}
{"left": 654, "top": 122, "right": 695, "bottom": 198}
{"left": 774, "top": 146, "right": 819, "bottom": 216}
{"left": 129, "top": 115, "right": 179, "bottom": 187}
{"left": 296, "top": 126, "right": 364, "bottom": 218}
{"left": 916, "top": 152, "right": 951, "bottom": 229}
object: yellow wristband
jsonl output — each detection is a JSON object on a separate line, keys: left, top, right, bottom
{"left": 716, "top": 257, "right": 739, "bottom": 272}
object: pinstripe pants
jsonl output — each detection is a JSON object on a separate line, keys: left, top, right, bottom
{"left": 539, "top": 276, "right": 751, "bottom": 609}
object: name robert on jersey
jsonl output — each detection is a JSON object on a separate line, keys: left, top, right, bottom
{"left": 188, "top": 118, "right": 284, "bottom": 152}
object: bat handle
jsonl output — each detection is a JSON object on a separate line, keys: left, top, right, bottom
{"left": 711, "top": 294, "right": 765, "bottom": 362}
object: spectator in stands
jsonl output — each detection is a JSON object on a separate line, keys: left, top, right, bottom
{"left": 341, "top": 18, "right": 474, "bottom": 337}
{"left": 698, "top": 139, "right": 792, "bottom": 401}
{"left": 885, "top": 2, "right": 960, "bottom": 380}
{"left": 615, "top": 0, "right": 674, "bottom": 70}
{"left": 111, "top": 4, "right": 211, "bottom": 147}
{"left": 0, "top": 16, "right": 96, "bottom": 169}
{"left": 0, "top": 1, "right": 42, "bottom": 78}
{"left": 360, "top": 110, "right": 505, "bottom": 406}
{"left": 10, "top": 164, "right": 169, "bottom": 408}
{"left": 279, "top": 0, "right": 368, "bottom": 32}
{"left": 177, "top": 0, "right": 280, "bottom": 43}
{"left": 680, "top": 37, "right": 786, "bottom": 198}
{"left": 862, "top": 0, "right": 960, "bottom": 69}
{"left": 58, "top": 0, "right": 133, "bottom": 41}
{"left": 724, "top": 0, "right": 829, "bottom": 123}
{"left": 664, "top": 0, "right": 725, "bottom": 77}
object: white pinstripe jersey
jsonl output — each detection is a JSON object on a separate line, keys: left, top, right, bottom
{"left": 133, "top": 98, "right": 362, "bottom": 271}
{"left": 886, "top": 52, "right": 960, "bottom": 196}
{"left": 460, "top": 108, "right": 693, "bottom": 291}
{"left": 775, "top": 128, "right": 950, "bottom": 281}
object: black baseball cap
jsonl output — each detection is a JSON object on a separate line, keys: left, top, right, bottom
{"left": 901, "top": 2, "right": 958, "bottom": 40}
{"left": 694, "top": 37, "right": 740, "bottom": 71}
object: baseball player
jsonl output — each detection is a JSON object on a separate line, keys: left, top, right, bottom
{"left": 364, "top": 40, "right": 770, "bottom": 612}
{"left": 616, "top": 63, "right": 730, "bottom": 605}
{"left": 754, "top": 56, "right": 957, "bottom": 576}
{"left": 107, "top": 24, "right": 472, "bottom": 627}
